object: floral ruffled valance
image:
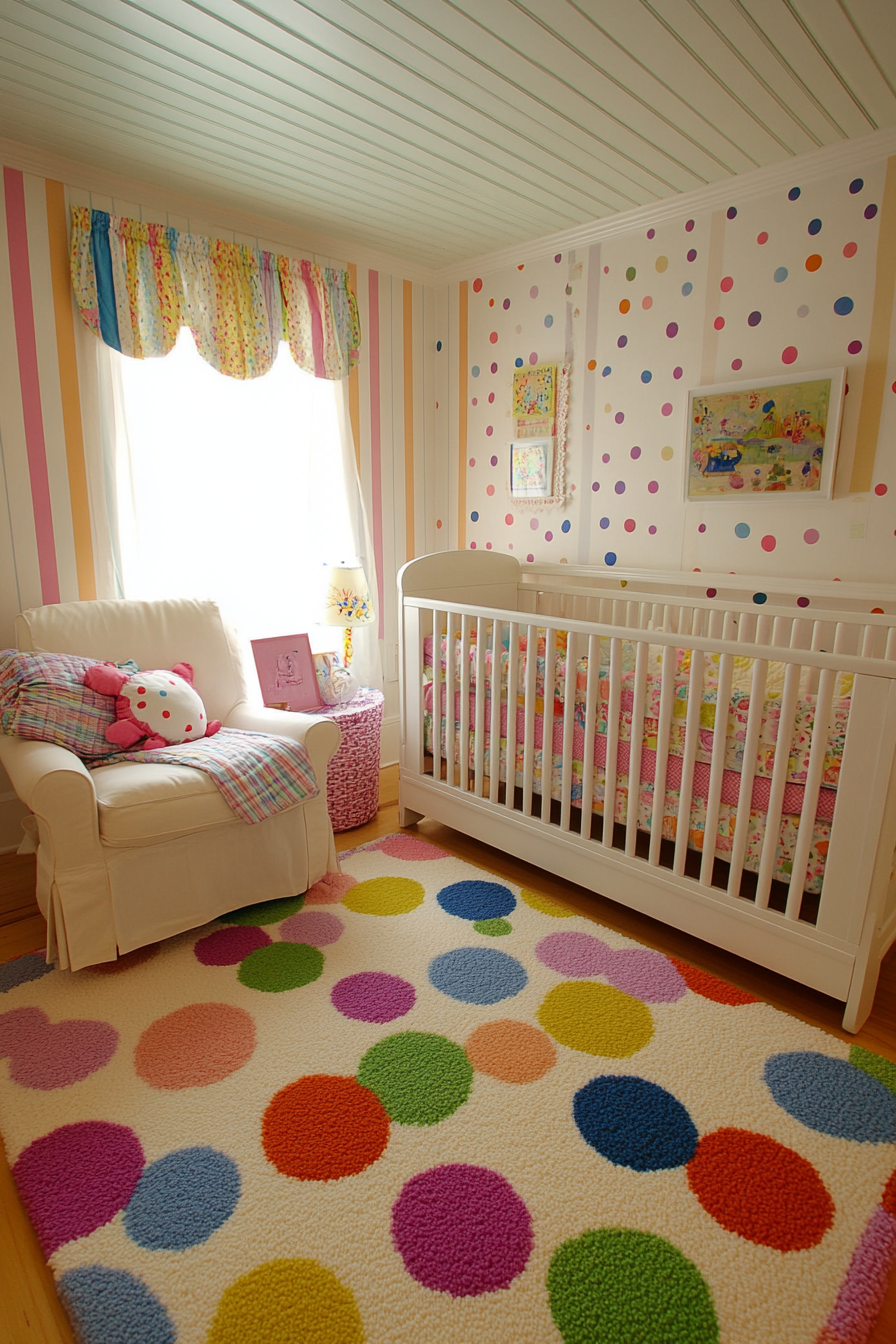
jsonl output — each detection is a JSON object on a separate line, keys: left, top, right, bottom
{"left": 69, "top": 207, "right": 360, "bottom": 380}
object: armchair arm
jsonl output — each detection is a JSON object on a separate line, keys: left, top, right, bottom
{"left": 224, "top": 702, "right": 341, "bottom": 786}
{"left": 0, "top": 735, "right": 102, "bottom": 867}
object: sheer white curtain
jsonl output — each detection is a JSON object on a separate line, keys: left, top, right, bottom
{"left": 94, "top": 331, "right": 381, "bottom": 695}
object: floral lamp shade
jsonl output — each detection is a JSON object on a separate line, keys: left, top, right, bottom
{"left": 318, "top": 564, "right": 375, "bottom": 666}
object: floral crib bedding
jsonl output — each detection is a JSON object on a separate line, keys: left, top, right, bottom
{"left": 421, "top": 630, "right": 852, "bottom": 896}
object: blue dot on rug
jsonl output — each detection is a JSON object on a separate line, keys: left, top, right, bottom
{"left": 573, "top": 1076, "right": 699, "bottom": 1171}
{"left": 437, "top": 880, "right": 516, "bottom": 921}
{"left": 57, "top": 1266, "right": 176, "bottom": 1344}
{"left": 0, "top": 953, "right": 53, "bottom": 993}
{"left": 428, "top": 947, "right": 527, "bottom": 1004}
{"left": 123, "top": 1147, "right": 241, "bottom": 1250}
{"left": 764, "top": 1052, "right": 896, "bottom": 1142}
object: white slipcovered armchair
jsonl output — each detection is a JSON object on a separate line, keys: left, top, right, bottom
{"left": 0, "top": 597, "right": 341, "bottom": 972}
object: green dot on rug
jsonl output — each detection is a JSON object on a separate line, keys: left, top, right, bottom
{"left": 474, "top": 918, "right": 513, "bottom": 936}
{"left": 237, "top": 942, "right": 323, "bottom": 992}
{"left": 357, "top": 1031, "right": 473, "bottom": 1125}
{"left": 548, "top": 1227, "right": 719, "bottom": 1344}
{"left": 221, "top": 894, "right": 305, "bottom": 926}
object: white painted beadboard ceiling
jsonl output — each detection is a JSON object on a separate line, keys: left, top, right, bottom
{"left": 2, "top": 0, "right": 895, "bottom": 268}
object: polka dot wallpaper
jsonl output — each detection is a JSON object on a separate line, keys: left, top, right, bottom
{"left": 460, "top": 161, "right": 896, "bottom": 582}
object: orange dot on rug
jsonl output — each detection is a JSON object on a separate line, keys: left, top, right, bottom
{"left": 134, "top": 1003, "right": 256, "bottom": 1089}
{"left": 670, "top": 958, "right": 759, "bottom": 1006}
{"left": 465, "top": 1020, "right": 557, "bottom": 1083}
{"left": 263, "top": 1075, "right": 390, "bottom": 1180}
{"left": 686, "top": 1127, "right": 834, "bottom": 1251}
{"left": 303, "top": 873, "right": 358, "bottom": 905}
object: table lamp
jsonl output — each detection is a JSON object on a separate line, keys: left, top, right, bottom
{"left": 318, "top": 562, "right": 375, "bottom": 667}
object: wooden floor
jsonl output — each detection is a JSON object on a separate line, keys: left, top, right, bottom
{"left": 2, "top": 763, "right": 894, "bottom": 1343}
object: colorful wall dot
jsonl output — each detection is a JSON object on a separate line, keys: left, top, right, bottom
{"left": 782, "top": 346, "right": 798, "bottom": 364}
{"left": 805, "top": 254, "right": 822, "bottom": 271}
{"left": 392, "top": 1164, "right": 533, "bottom": 1296}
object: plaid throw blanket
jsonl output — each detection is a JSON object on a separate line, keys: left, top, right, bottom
{"left": 98, "top": 727, "right": 318, "bottom": 824}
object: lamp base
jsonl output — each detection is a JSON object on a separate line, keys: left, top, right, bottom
{"left": 343, "top": 627, "right": 353, "bottom": 667}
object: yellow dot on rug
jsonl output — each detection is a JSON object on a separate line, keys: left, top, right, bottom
{"left": 537, "top": 982, "right": 653, "bottom": 1056}
{"left": 206, "top": 1258, "right": 364, "bottom": 1344}
{"left": 519, "top": 888, "right": 574, "bottom": 918}
{"left": 341, "top": 877, "right": 425, "bottom": 916}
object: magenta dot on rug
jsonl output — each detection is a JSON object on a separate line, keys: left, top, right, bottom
{"left": 373, "top": 836, "right": 451, "bottom": 861}
{"left": 194, "top": 926, "right": 271, "bottom": 966}
{"left": 391, "top": 1163, "right": 533, "bottom": 1295}
{"left": 536, "top": 931, "right": 612, "bottom": 978}
{"left": 280, "top": 911, "right": 344, "bottom": 947}
{"left": 0, "top": 1007, "right": 118, "bottom": 1089}
{"left": 12, "top": 1121, "right": 145, "bottom": 1256}
{"left": 303, "top": 873, "right": 358, "bottom": 905}
{"left": 331, "top": 972, "right": 417, "bottom": 1023}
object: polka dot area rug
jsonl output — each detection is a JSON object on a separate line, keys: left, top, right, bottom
{"left": 1, "top": 836, "right": 895, "bottom": 1344}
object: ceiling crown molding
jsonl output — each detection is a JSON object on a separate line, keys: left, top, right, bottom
{"left": 434, "top": 125, "right": 896, "bottom": 285}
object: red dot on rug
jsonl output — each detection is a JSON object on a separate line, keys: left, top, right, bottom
{"left": 134, "top": 1003, "right": 256, "bottom": 1089}
{"left": 262, "top": 1075, "right": 390, "bottom": 1180}
{"left": 882, "top": 1168, "right": 896, "bottom": 1217}
{"left": 687, "top": 1128, "right": 834, "bottom": 1250}
{"left": 670, "top": 958, "right": 759, "bottom": 1006}
{"left": 194, "top": 926, "right": 271, "bottom": 966}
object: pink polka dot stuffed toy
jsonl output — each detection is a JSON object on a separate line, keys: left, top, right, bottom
{"left": 84, "top": 661, "right": 222, "bottom": 751}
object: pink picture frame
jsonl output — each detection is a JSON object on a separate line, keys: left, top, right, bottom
{"left": 251, "top": 633, "right": 321, "bottom": 712}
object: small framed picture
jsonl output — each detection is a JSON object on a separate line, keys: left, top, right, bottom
{"left": 510, "top": 437, "right": 555, "bottom": 499}
{"left": 685, "top": 367, "right": 845, "bottom": 501}
{"left": 251, "top": 633, "right": 321, "bottom": 711}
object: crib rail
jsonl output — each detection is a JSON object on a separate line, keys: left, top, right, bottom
{"left": 400, "top": 593, "right": 896, "bottom": 952}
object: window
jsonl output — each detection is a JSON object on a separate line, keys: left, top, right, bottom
{"left": 113, "top": 331, "right": 358, "bottom": 643}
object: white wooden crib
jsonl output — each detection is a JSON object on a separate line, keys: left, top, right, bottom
{"left": 398, "top": 551, "right": 896, "bottom": 1032}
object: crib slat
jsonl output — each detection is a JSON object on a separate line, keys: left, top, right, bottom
{"left": 431, "top": 608, "right": 444, "bottom": 787}
{"left": 673, "top": 648, "right": 703, "bottom": 876}
{"left": 560, "top": 631, "right": 578, "bottom": 833}
{"left": 505, "top": 622, "right": 520, "bottom": 812}
{"left": 700, "top": 652, "right": 734, "bottom": 886}
{"left": 726, "top": 657, "right": 769, "bottom": 900}
{"left": 521, "top": 623, "right": 538, "bottom": 817}
{"left": 472, "top": 617, "right": 487, "bottom": 796}
{"left": 444, "top": 610, "right": 457, "bottom": 789}
{"left": 599, "top": 637, "right": 622, "bottom": 848}
{"left": 625, "top": 638, "right": 649, "bottom": 857}
{"left": 488, "top": 619, "right": 502, "bottom": 804}
{"left": 458, "top": 615, "right": 472, "bottom": 793}
{"left": 649, "top": 644, "right": 677, "bottom": 867}
{"left": 580, "top": 634, "right": 600, "bottom": 833}
{"left": 784, "top": 667, "right": 836, "bottom": 919}
{"left": 755, "top": 661, "right": 802, "bottom": 908}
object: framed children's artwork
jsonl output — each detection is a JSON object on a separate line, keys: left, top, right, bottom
{"left": 507, "top": 362, "right": 570, "bottom": 506}
{"left": 685, "top": 367, "right": 845, "bottom": 501}
{"left": 510, "top": 437, "right": 554, "bottom": 498}
{"left": 251, "top": 633, "right": 321, "bottom": 711}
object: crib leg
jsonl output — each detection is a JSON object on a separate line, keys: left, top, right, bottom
{"left": 841, "top": 947, "right": 881, "bottom": 1034}
{"left": 399, "top": 805, "right": 425, "bottom": 827}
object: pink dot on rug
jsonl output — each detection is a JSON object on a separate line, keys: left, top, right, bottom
{"left": 601, "top": 948, "right": 687, "bottom": 1003}
{"left": 372, "top": 835, "right": 451, "bottom": 861}
{"left": 331, "top": 971, "right": 416, "bottom": 1023}
{"left": 0, "top": 1007, "right": 118, "bottom": 1089}
{"left": 12, "top": 1121, "right": 144, "bottom": 1256}
{"left": 135, "top": 1003, "right": 256, "bottom": 1089}
{"left": 391, "top": 1163, "right": 533, "bottom": 1296}
{"left": 280, "top": 911, "right": 344, "bottom": 947}
{"left": 536, "top": 931, "right": 611, "bottom": 977}
{"left": 194, "top": 926, "right": 271, "bottom": 966}
{"left": 304, "top": 872, "right": 358, "bottom": 904}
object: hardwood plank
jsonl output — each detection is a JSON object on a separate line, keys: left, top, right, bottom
{"left": 1, "top": 775, "right": 893, "bottom": 1343}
